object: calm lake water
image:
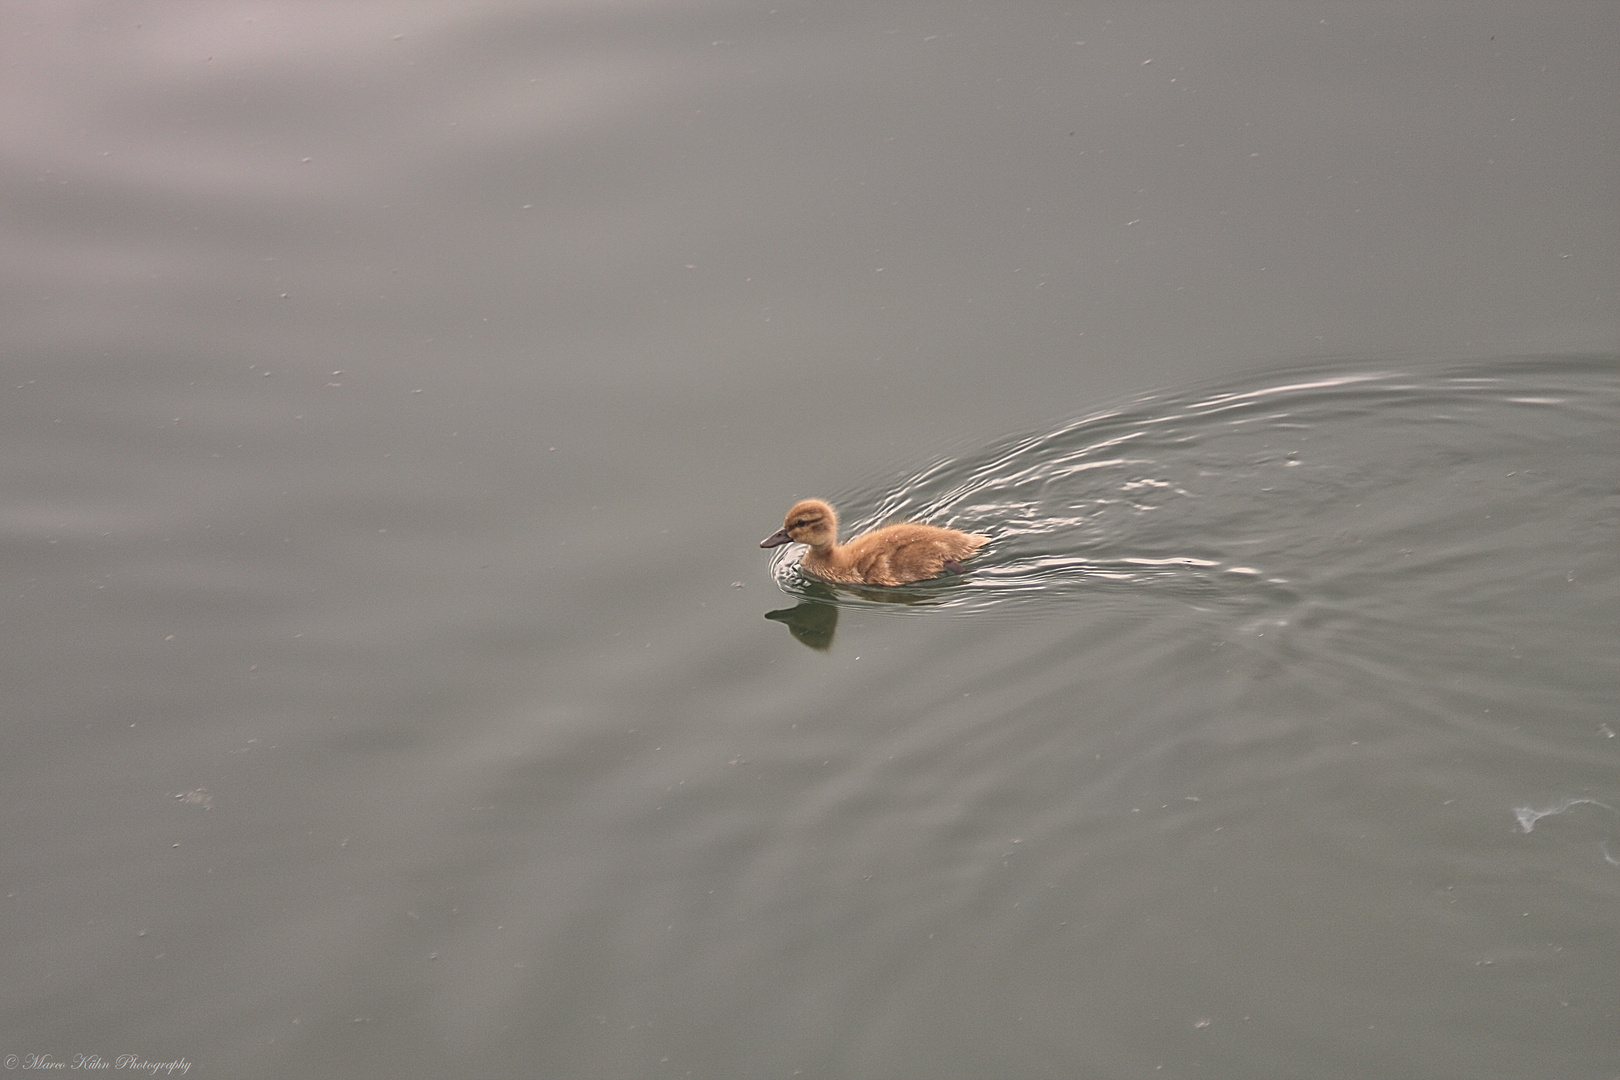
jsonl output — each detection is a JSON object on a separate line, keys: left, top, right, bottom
{"left": 4, "top": 3, "right": 1617, "bottom": 1078}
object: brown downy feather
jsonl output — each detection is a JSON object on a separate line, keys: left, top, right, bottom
{"left": 760, "top": 498, "right": 987, "bottom": 586}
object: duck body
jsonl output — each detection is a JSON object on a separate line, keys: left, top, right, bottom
{"left": 760, "top": 498, "right": 988, "bottom": 586}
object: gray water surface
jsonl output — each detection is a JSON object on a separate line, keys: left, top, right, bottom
{"left": 3, "top": 3, "right": 1618, "bottom": 1078}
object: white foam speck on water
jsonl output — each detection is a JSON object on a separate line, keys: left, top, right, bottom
{"left": 1512, "top": 798, "right": 1617, "bottom": 833}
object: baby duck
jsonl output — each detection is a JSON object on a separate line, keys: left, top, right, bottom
{"left": 760, "top": 498, "right": 988, "bottom": 586}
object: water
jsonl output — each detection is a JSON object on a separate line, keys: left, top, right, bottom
{"left": 4, "top": 3, "right": 1618, "bottom": 1078}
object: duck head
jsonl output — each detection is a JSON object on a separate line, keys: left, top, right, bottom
{"left": 760, "top": 498, "right": 838, "bottom": 550}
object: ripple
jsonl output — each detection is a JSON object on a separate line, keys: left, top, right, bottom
{"left": 767, "top": 355, "right": 1620, "bottom": 616}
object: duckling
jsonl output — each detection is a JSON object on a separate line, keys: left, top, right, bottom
{"left": 760, "top": 498, "right": 988, "bottom": 586}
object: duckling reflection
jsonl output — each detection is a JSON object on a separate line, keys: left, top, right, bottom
{"left": 760, "top": 498, "right": 988, "bottom": 586}
{"left": 764, "top": 596, "right": 839, "bottom": 650}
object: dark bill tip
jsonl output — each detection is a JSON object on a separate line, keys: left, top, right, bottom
{"left": 759, "top": 528, "right": 793, "bottom": 548}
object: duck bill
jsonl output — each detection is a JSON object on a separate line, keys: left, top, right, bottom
{"left": 759, "top": 528, "right": 794, "bottom": 548}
